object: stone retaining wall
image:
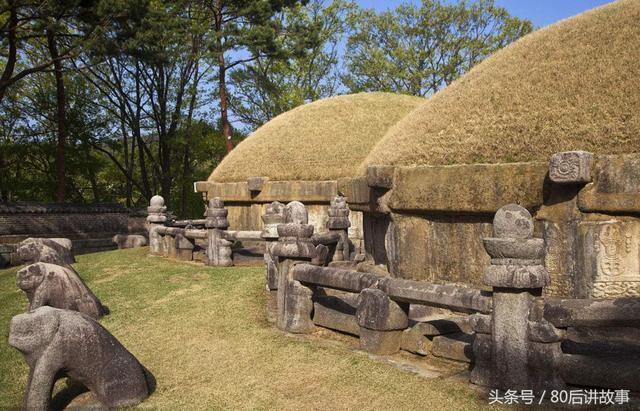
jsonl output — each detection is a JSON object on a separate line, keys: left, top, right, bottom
{"left": 197, "top": 153, "right": 640, "bottom": 299}
{"left": 0, "top": 203, "right": 147, "bottom": 266}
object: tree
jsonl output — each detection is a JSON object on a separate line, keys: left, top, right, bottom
{"left": 343, "top": 0, "right": 532, "bottom": 97}
{"left": 229, "top": 0, "right": 354, "bottom": 128}
{"left": 203, "top": 0, "right": 311, "bottom": 152}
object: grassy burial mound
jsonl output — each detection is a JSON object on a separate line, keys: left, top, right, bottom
{"left": 210, "top": 92, "right": 425, "bottom": 182}
{"left": 362, "top": 0, "right": 640, "bottom": 171}
{"left": 0, "top": 248, "right": 496, "bottom": 410}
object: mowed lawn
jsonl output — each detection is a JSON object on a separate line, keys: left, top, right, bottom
{"left": 0, "top": 248, "right": 502, "bottom": 410}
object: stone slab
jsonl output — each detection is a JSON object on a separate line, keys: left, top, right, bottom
{"left": 389, "top": 162, "right": 548, "bottom": 213}
{"left": 560, "top": 354, "right": 640, "bottom": 391}
{"left": 577, "top": 219, "right": 640, "bottom": 298}
{"left": 431, "top": 333, "right": 474, "bottom": 363}
{"left": 544, "top": 297, "right": 640, "bottom": 327}
{"left": 198, "top": 180, "right": 338, "bottom": 203}
{"left": 337, "top": 177, "right": 370, "bottom": 204}
{"left": 366, "top": 166, "right": 394, "bottom": 189}
{"left": 578, "top": 154, "right": 640, "bottom": 213}
{"left": 313, "top": 299, "right": 360, "bottom": 336}
{"left": 359, "top": 327, "right": 402, "bottom": 355}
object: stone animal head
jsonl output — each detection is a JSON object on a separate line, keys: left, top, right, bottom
{"left": 8, "top": 306, "right": 60, "bottom": 355}
{"left": 16, "top": 238, "right": 72, "bottom": 265}
{"left": 16, "top": 263, "right": 47, "bottom": 292}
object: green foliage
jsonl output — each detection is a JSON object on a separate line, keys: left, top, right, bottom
{"left": 229, "top": 0, "right": 355, "bottom": 128}
{"left": 343, "top": 0, "right": 533, "bottom": 96}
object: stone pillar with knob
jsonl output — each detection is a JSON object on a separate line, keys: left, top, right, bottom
{"left": 272, "top": 201, "right": 328, "bottom": 333}
{"left": 147, "top": 195, "right": 167, "bottom": 255}
{"left": 261, "top": 201, "right": 285, "bottom": 322}
{"left": 205, "top": 198, "right": 233, "bottom": 267}
{"left": 327, "top": 196, "right": 351, "bottom": 262}
{"left": 483, "top": 204, "right": 550, "bottom": 390}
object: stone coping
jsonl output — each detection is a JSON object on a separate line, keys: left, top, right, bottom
{"left": 199, "top": 154, "right": 640, "bottom": 214}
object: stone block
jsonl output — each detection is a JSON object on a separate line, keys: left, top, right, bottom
{"left": 400, "top": 326, "right": 432, "bottom": 355}
{"left": 359, "top": 327, "right": 402, "bottom": 355}
{"left": 389, "top": 162, "right": 548, "bottom": 213}
{"left": 356, "top": 288, "right": 408, "bottom": 331}
{"left": 544, "top": 297, "right": 640, "bottom": 328}
{"left": 528, "top": 321, "right": 565, "bottom": 343}
{"left": 549, "top": 151, "right": 593, "bottom": 184}
{"left": 409, "top": 316, "right": 470, "bottom": 336}
{"left": 578, "top": 154, "right": 640, "bottom": 213}
{"left": 560, "top": 354, "right": 640, "bottom": 392}
{"left": 313, "top": 300, "right": 360, "bottom": 336}
{"left": 563, "top": 326, "right": 640, "bottom": 356}
{"left": 469, "top": 314, "right": 491, "bottom": 334}
{"left": 9, "top": 307, "right": 150, "bottom": 409}
{"left": 388, "top": 214, "right": 493, "bottom": 288}
{"left": 431, "top": 333, "right": 474, "bottom": 362}
{"left": 247, "top": 176, "right": 269, "bottom": 192}
{"left": 528, "top": 342, "right": 566, "bottom": 392}
{"left": 470, "top": 333, "right": 492, "bottom": 386}
{"left": 337, "top": 177, "right": 370, "bottom": 204}
{"left": 366, "top": 165, "right": 394, "bottom": 189}
{"left": 280, "top": 280, "right": 315, "bottom": 334}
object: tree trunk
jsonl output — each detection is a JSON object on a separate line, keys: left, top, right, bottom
{"left": 46, "top": 28, "right": 67, "bottom": 202}
{"left": 214, "top": 0, "right": 234, "bottom": 153}
{"left": 0, "top": 1, "right": 18, "bottom": 104}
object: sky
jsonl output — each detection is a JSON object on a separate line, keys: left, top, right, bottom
{"left": 356, "top": 0, "right": 616, "bottom": 29}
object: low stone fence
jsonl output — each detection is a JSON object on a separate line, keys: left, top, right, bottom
{"left": 146, "top": 195, "right": 356, "bottom": 270}
{"left": 270, "top": 201, "right": 640, "bottom": 393}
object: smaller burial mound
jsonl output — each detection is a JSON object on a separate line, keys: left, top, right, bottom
{"left": 210, "top": 92, "right": 426, "bottom": 182}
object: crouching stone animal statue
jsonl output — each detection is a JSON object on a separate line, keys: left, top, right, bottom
{"left": 16, "top": 238, "right": 75, "bottom": 265}
{"left": 8, "top": 306, "right": 150, "bottom": 410}
{"left": 113, "top": 234, "right": 148, "bottom": 249}
{"left": 16, "top": 262, "right": 107, "bottom": 319}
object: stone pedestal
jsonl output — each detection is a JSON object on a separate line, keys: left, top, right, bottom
{"left": 147, "top": 195, "right": 167, "bottom": 255}
{"left": 356, "top": 288, "right": 408, "bottom": 355}
{"left": 272, "top": 202, "right": 325, "bottom": 334}
{"left": 176, "top": 234, "right": 194, "bottom": 261}
{"left": 483, "top": 204, "right": 550, "bottom": 390}
{"left": 261, "top": 202, "right": 285, "bottom": 322}
{"left": 205, "top": 198, "right": 232, "bottom": 267}
{"left": 327, "top": 196, "right": 351, "bottom": 262}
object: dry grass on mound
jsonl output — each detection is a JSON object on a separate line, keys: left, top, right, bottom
{"left": 0, "top": 248, "right": 503, "bottom": 410}
{"left": 210, "top": 92, "right": 425, "bottom": 182}
{"left": 362, "top": 0, "right": 640, "bottom": 171}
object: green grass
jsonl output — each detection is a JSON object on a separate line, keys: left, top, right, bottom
{"left": 0, "top": 248, "right": 501, "bottom": 410}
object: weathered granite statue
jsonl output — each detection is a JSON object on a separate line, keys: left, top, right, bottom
{"left": 16, "top": 238, "right": 75, "bottom": 266}
{"left": 16, "top": 262, "right": 107, "bottom": 319}
{"left": 261, "top": 201, "right": 286, "bottom": 321}
{"left": 113, "top": 234, "right": 148, "bottom": 249}
{"left": 8, "top": 306, "right": 150, "bottom": 410}
{"left": 327, "top": 196, "right": 351, "bottom": 262}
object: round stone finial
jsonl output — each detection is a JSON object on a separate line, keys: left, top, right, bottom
{"left": 209, "top": 197, "right": 224, "bottom": 209}
{"left": 150, "top": 195, "right": 165, "bottom": 207}
{"left": 285, "top": 201, "right": 308, "bottom": 225}
{"left": 493, "top": 204, "right": 533, "bottom": 239}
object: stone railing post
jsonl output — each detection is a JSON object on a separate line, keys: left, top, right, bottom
{"left": 205, "top": 198, "right": 233, "bottom": 267}
{"left": 356, "top": 288, "right": 408, "bottom": 355}
{"left": 271, "top": 201, "right": 327, "bottom": 333}
{"left": 146, "top": 195, "right": 167, "bottom": 255}
{"left": 327, "top": 196, "right": 351, "bottom": 262}
{"left": 261, "top": 201, "right": 285, "bottom": 322}
{"left": 483, "top": 204, "right": 550, "bottom": 390}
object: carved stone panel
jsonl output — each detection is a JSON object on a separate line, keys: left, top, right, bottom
{"left": 579, "top": 220, "right": 640, "bottom": 298}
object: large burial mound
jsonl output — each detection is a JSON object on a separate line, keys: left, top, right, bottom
{"left": 362, "top": 0, "right": 640, "bottom": 171}
{"left": 210, "top": 92, "right": 425, "bottom": 182}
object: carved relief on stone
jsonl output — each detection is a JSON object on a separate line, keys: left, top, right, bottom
{"left": 548, "top": 151, "right": 593, "bottom": 184}
{"left": 582, "top": 221, "right": 640, "bottom": 298}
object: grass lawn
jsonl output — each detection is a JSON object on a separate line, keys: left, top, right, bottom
{"left": 0, "top": 248, "right": 503, "bottom": 410}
